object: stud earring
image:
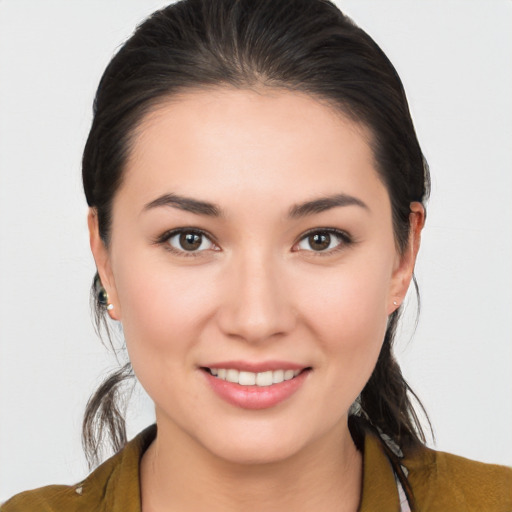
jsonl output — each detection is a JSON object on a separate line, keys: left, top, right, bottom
{"left": 98, "top": 285, "right": 109, "bottom": 307}
{"left": 393, "top": 300, "right": 399, "bottom": 306}
{"left": 94, "top": 275, "right": 116, "bottom": 314}
{"left": 97, "top": 282, "right": 114, "bottom": 311}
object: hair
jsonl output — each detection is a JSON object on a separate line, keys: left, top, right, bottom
{"left": 82, "top": 0, "right": 431, "bottom": 469}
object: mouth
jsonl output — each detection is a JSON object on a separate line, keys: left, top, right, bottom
{"left": 202, "top": 367, "right": 309, "bottom": 387}
{"left": 201, "top": 363, "right": 311, "bottom": 409}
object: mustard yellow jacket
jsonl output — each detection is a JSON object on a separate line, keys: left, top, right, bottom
{"left": 2, "top": 423, "right": 511, "bottom": 511}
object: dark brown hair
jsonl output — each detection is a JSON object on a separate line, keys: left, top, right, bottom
{"left": 82, "top": 0, "right": 431, "bottom": 469}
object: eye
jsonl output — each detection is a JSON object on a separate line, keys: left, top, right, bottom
{"left": 164, "top": 229, "right": 216, "bottom": 254}
{"left": 295, "top": 229, "right": 351, "bottom": 253}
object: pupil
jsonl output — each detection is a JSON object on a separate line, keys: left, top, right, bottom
{"left": 180, "top": 232, "right": 201, "bottom": 250}
{"left": 310, "top": 233, "right": 330, "bottom": 250}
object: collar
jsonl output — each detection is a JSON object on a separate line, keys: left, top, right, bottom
{"left": 79, "top": 422, "right": 403, "bottom": 511}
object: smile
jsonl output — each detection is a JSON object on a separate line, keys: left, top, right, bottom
{"left": 202, "top": 365, "right": 311, "bottom": 409}
{"left": 207, "top": 368, "right": 302, "bottom": 386}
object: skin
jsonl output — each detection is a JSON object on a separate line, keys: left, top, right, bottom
{"left": 89, "top": 88, "right": 424, "bottom": 512}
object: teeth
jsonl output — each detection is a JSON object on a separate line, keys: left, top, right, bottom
{"left": 272, "top": 369, "right": 284, "bottom": 383}
{"left": 239, "top": 371, "right": 256, "bottom": 386}
{"left": 284, "top": 369, "right": 295, "bottom": 381}
{"left": 256, "top": 370, "right": 273, "bottom": 387}
{"left": 209, "top": 368, "right": 302, "bottom": 386}
{"left": 226, "top": 369, "right": 239, "bottom": 383}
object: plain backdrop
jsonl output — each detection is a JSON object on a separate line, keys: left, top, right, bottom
{"left": 0, "top": 0, "right": 511, "bottom": 501}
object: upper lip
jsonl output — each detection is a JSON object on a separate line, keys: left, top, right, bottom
{"left": 200, "top": 360, "right": 309, "bottom": 372}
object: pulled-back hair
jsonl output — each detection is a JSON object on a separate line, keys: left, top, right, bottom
{"left": 82, "top": 0, "right": 431, "bottom": 469}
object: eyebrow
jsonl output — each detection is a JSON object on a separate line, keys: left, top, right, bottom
{"left": 288, "top": 193, "right": 369, "bottom": 218}
{"left": 142, "top": 192, "right": 368, "bottom": 218}
{"left": 143, "top": 193, "right": 222, "bottom": 217}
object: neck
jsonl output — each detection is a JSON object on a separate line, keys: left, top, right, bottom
{"left": 140, "top": 416, "right": 362, "bottom": 512}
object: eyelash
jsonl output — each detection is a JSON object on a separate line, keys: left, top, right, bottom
{"left": 154, "top": 227, "right": 353, "bottom": 257}
{"left": 295, "top": 228, "right": 353, "bottom": 256}
{"left": 155, "top": 228, "right": 218, "bottom": 257}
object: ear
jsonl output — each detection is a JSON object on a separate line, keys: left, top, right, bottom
{"left": 88, "top": 209, "right": 121, "bottom": 320}
{"left": 387, "top": 202, "right": 425, "bottom": 315}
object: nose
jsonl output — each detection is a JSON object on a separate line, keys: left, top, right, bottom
{"left": 216, "top": 251, "right": 296, "bottom": 344}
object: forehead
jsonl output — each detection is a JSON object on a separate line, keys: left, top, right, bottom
{"left": 120, "top": 87, "right": 388, "bottom": 215}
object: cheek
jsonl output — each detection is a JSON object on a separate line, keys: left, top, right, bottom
{"left": 299, "top": 259, "right": 391, "bottom": 336}
{"left": 294, "top": 257, "right": 392, "bottom": 388}
{"left": 112, "top": 255, "right": 219, "bottom": 369}
{"left": 114, "top": 262, "right": 224, "bottom": 416}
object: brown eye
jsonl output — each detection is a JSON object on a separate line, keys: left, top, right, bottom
{"left": 296, "top": 230, "right": 349, "bottom": 253}
{"left": 308, "top": 232, "right": 331, "bottom": 251}
{"left": 180, "top": 232, "right": 202, "bottom": 250}
{"left": 167, "top": 230, "right": 214, "bottom": 253}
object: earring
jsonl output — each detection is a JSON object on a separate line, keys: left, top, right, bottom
{"left": 97, "top": 282, "right": 114, "bottom": 311}
{"left": 98, "top": 286, "right": 108, "bottom": 306}
{"left": 393, "top": 300, "right": 399, "bottom": 306}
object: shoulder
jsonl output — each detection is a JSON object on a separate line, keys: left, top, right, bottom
{"left": 0, "top": 457, "right": 118, "bottom": 512}
{"left": 404, "top": 444, "right": 512, "bottom": 511}
{"left": 1, "top": 484, "right": 85, "bottom": 512}
{"left": 1, "top": 425, "right": 156, "bottom": 512}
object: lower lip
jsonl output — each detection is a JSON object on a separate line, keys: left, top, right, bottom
{"left": 203, "top": 369, "right": 310, "bottom": 410}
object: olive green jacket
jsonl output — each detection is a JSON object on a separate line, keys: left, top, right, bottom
{"left": 2, "top": 423, "right": 511, "bottom": 511}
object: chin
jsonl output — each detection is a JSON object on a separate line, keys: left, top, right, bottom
{"left": 193, "top": 415, "right": 338, "bottom": 467}
{"left": 206, "top": 435, "right": 306, "bottom": 466}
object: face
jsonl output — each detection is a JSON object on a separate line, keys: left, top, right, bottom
{"left": 90, "top": 88, "right": 421, "bottom": 465}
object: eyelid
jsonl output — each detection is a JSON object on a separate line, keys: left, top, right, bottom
{"left": 154, "top": 227, "right": 219, "bottom": 257}
{"left": 293, "top": 228, "right": 353, "bottom": 254}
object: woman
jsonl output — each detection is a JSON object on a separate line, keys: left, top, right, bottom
{"left": 2, "top": 0, "right": 511, "bottom": 510}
